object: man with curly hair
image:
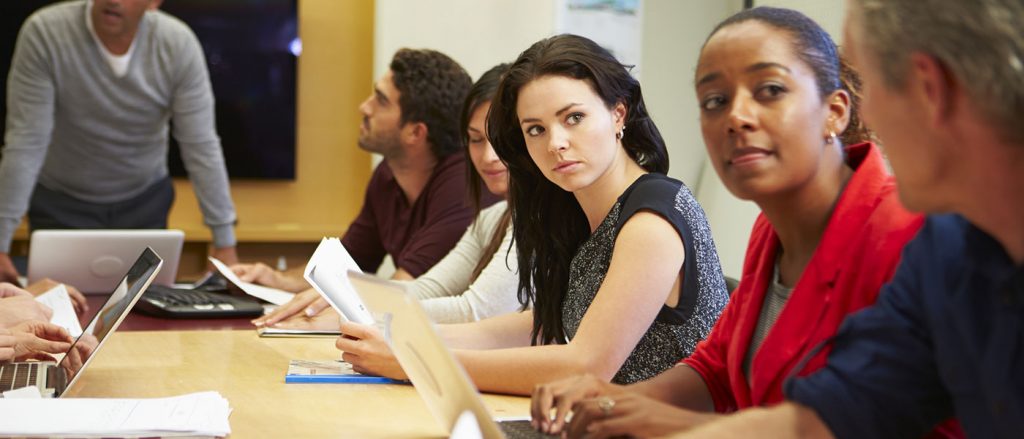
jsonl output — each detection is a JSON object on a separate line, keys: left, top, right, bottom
{"left": 343, "top": 48, "right": 485, "bottom": 279}
{"left": 238, "top": 49, "right": 490, "bottom": 326}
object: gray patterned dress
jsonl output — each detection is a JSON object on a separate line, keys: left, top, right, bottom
{"left": 562, "top": 173, "right": 729, "bottom": 384}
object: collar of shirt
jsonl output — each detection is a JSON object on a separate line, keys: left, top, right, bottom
{"left": 85, "top": 0, "right": 138, "bottom": 77}
{"left": 379, "top": 153, "right": 462, "bottom": 207}
{"left": 964, "top": 220, "right": 1024, "bottom": 306}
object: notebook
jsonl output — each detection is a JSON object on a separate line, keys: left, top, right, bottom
{"left": 0, "top": 248, "right": 163, "bottom": 398}
{"left": 345, "top": 272, "right": 555, "bottom": 439}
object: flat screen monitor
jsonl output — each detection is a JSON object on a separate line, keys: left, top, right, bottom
{"left": 0, "top": 0, "right": 298, "bottom": 180}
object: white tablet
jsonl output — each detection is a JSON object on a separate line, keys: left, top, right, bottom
{"left": 27, "top": 229, "right": 183, "bottom": 294}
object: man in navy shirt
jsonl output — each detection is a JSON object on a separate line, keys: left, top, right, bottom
{"left": 675, "top": 1, "right": 1024, "bottom": 438}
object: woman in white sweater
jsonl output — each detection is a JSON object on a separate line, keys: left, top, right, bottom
{"left": 239, "top": 64, "right": 520, "bottom": 325}
{"left": 402, "top": 63, "right": 518, "bottom": 322}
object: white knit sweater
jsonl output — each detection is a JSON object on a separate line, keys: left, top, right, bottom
{"left": 405, "top": 201, "right": 521, "bottom": 323}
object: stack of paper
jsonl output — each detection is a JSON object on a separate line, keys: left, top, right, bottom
{"left": 0, "top": 391, "right": 232, "bottom": 438}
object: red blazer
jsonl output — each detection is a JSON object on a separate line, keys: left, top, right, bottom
{"left": 685, "top": 142, "right": 924, "bottom": 409}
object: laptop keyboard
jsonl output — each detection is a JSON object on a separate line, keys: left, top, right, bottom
{"left": 0, "top": 362, "right": 41, "bottom": 392}
{"left": 498, "top": 420, "right": 559, "bottom": 439}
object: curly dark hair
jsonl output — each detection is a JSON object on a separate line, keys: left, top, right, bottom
{"left": 706, "top": 7, "right": 872, "bottom": 145}
{"left": 390, "top": 48, "right": 473, "bottom": 158}
{"left": 488, "top": 34, "right": 668, "bottom": 345}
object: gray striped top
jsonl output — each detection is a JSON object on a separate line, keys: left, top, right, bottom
{"left": 743, "top": 260, "right": 794, "bottom": 382}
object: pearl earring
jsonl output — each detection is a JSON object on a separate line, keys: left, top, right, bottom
{"left": 825, "top": 130, "right": 837, "bottom": 144}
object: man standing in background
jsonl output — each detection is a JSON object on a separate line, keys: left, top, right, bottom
{"left": 0, "top": 0, "right": 238, "bottom": 284}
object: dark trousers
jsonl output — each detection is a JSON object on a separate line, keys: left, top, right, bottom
{"left": 28, "top": 177, "right": 175, "bottom": 232}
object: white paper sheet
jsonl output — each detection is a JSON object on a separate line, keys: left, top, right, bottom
{"left": 209, "top": 257, "right": 295, "bottom": 306}
{"left": 35, "top": 284, "right": 83, "bottom": 337}
{"left": 2, "top": 385, "right": 42, "bottom": 399}
{"left": 303, "top": 238, "right": 374, "bottom": 325}
{"left": 0, "top": 391, "right": 231, "bottom": 437}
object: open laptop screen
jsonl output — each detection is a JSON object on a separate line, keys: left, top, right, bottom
{"left": 56, "top": 248, "right": 162, "bottom": 392}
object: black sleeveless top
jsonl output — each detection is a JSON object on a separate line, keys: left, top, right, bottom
{"left": 562, "top": 173, "right": 729, "bottom": 384}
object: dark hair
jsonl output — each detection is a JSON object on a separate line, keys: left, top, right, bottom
{"left": 390, "top": 48, "right": 473, "bottom": 158}
{"left": 488, "top": 34, "right": 668, "bottom": 345}
{"left": 706, "top": 7, "right": 871, "bottom": 145}
{"left": 462, "top": 63, "right": 511, "bottom": 212}
{"left": 460, "top": 63, "right": 513, "bottom": 282}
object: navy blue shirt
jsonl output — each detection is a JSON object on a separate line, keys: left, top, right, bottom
{"left": 785, "top": 214, "right": 1024, "bottom": 439}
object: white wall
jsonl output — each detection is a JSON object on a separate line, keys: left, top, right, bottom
{"left": 374, "top": 0, "right": 558, "bottom": 80}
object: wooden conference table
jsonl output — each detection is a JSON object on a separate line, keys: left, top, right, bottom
{"left": 66, "top": 298, "right": 531, "bottom": 437}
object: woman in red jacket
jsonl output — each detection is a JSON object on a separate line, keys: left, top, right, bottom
{"left": 527, "top": 7, "right": 962, "bottom": 438}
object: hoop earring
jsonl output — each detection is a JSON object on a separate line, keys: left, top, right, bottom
{"left": 825, "top": 130, "right": 837, "bottom": 144}
{"left": 616, "top": 126, "right": 626, "bottom": 140}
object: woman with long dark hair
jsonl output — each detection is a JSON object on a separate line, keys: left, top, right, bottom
{"left": 333, "top": 34, "right": 728, "bottom": 395}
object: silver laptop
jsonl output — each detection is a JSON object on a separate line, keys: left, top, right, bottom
{"left": 0, "top": 247, "right": 163, "bottom": 398}
{"left": 347, "top": 271, "right": 555, "bottom": 439}
{"left": 27, "top": 229, "right": 182, "bottom": 293}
